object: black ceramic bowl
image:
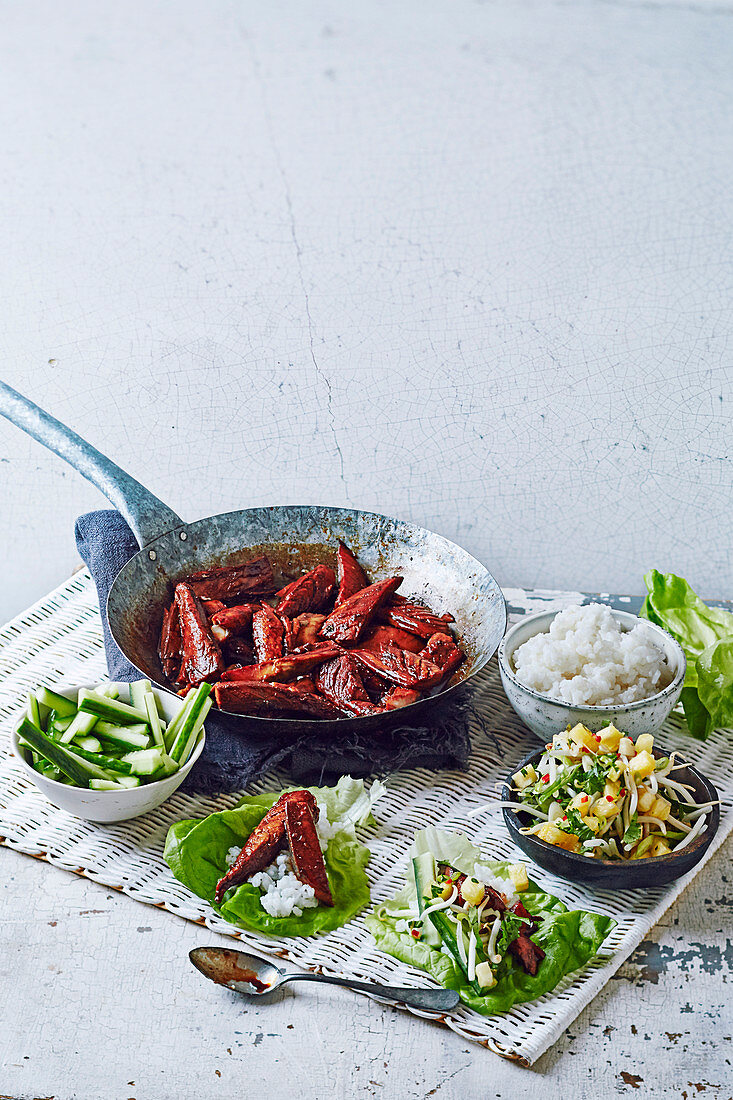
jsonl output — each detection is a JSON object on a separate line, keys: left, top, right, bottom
{"left": 502, "top": 745, "right": 720, "bottom": 890}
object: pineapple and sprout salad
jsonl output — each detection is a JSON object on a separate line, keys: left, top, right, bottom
{"left": 506, "top": 725, "right": 717, "bottom": 860}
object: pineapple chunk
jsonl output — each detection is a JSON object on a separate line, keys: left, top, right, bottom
{"left": 607, "top": 761, "right": 624, "bottom": 782}
{"left": 629, "top": 750, "right": 656, "bottom": 780}
{"left": 536, "top": 822, "right": 582, "bottom": 852}
{"left": 512, "top": 764, "right": 537, "bottom": 791}
{"left": 650, "top": 837, "right": 672, "bottom": 857}
{"left": 569, "top": 792, "right": 592, "bottom": 817}
{"left": 568, "top": 724, "right": 600, "bottom": 754}
{"left": 604, "top": 779, "right": 620, "bottom": 800}
{"left": 635, "top": 733, "right": 654, "bottom": 754}
{"left": 475, "top": 961, "right": 496, "bottom": 989}
{"left": 650, "top": 795, "right": 671, "bottom": 821}
{"left": 461, "top": 877, "right": 485, "bottom": 906}
{"left": 594, "top": 795, "right": 622, "bottom": 820}
{"left": 637, "top": 788, "right": 656, "bottom": 814}
{"left": 618, "top": 736, "right": 636, "bottom": 757}
{"left": 508, "top": 863, "right": 529, "bottom": 892}
{"left": 599, "top": 724, "right": 622, "bottom": 752}
{"left": 584, "top": 814, "right": 604, "bottom": 835}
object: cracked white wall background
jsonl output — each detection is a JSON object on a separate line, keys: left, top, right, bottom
{"left": 0, "top": 0, "right": 731, "bottom": 623}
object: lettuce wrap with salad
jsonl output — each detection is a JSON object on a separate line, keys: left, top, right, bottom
{"left": 164, "top": 776, "right": 383, "bottom": 937}
{"left": 366, "top": 827, "right": 615, "bottom": 1015}
{"left": 641, "top": 569, "right": 733, "bottom": 740}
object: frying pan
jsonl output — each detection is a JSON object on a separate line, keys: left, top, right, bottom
{"left": 0, "top": 382, "right": 507, "bottom": 741}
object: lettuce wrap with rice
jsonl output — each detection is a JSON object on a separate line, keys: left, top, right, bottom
{"left": 165, "top": 776, "right": 383, "bottom": 937}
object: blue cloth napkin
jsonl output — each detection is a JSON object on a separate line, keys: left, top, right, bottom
{"left": 75, "top": 510, "right": 472, "bottom": 794}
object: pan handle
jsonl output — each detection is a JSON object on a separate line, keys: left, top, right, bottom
{"left": 0, "top": 381, "right": 183, "bottom": 547}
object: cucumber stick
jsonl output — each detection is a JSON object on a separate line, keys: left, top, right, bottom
{"left": 17, "top": 718, "right": 112, "bottom": 785}
{"left": 144, "top": 692, "right": 165, "bottom": 750}
{"left": 154, "top": 752, "right": 179, "bottom": 778}
{"left": 169, "top": 684, "right": 212, "bottom": 764}
{"left": 26, "top": 693, "right": 42, "bottom": 727}
{"left": 36, "top": 687, "right": 77, "bottom": 717}
{"left": 129, "top": 679, "right": 153, "bottom": 711}
{"left": 78, "top": 690, "right": 148, "bottom": 725}
{"left": 412, "top": 856, "right": 485, "bottom": 995}
{"left": 121, "top": 747, "right": 166, "bottom": 776}
{"left": 74, "top": 735, "right": 102, "bottom": 752}
{"left": 95, "top": 722, "right": 150, "bottom": 750}
{"left": 48, "top": 712, "right": 74, "bottom": 735}
{"left": 61, "top": 684, "right": 120, "bottom": 744}
{"left": 89, "top": 777, "right": 141, "bottom": 791}
{"left": 66, "top": 743, "right": 134, "bottom": 775}
{"left": 427, "top": 910, "right": 486, "bottom": 996}
{"left": 163, "top": 701, "right": 187, "bottom": 751}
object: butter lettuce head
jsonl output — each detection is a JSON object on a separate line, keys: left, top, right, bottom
{"left": 641, "top": 569, "right": 733, "bottom": 739}
{"left": 164, "top": 777, "right": 377, "bottom": 937}
{"left": 365, "top": 827, "right": 615, "bottom": 1016}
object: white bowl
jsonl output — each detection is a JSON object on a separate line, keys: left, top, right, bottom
{"left": 497, "top": 609, "right": 686, "bottom": 742}
{"left": 11, "top": 681, "right": 205, "bottom": 823}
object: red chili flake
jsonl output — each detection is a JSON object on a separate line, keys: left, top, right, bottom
{"left": 581, "top": 795, "right": 589, "bottom": 803}
{"left": 606, "top": 795, "right": 614, "bottom": 802}
{"left": 541, "top": 774, "right": 550, "bottom": 783}
{"left": 546, "top": 744, "right": 552, "bottom": 750}
{"left": 562, "top": 815, "right": 568, "bottom": 821}
{"left": 594, "top": 735, "right": 601, "bottom": 742}
{"left": 581, "top": 747, "right": 589, "bottom": 753}
{"left": 411, "top": 929, "right": 421, "bottom": 939}
{"left": 620, "top": 788, "right": 627, "bottom": 795}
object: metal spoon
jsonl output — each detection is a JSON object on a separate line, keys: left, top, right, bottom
{"left": 190, "top": 946, "right": 460, "bottom": 1012}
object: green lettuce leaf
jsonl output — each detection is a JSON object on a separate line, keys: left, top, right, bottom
{"left": 641, "top": 569, "right": 733, "bottom": 739}
{"left": 164, "top": 777, "right": 374, "bottom": 937}
{"left": 366, "top": 828, "right": 615, "bottom": 1015}
{"left": 696, "top": 638, "right": 733, "bottom": 739}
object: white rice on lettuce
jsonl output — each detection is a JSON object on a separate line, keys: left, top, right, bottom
{"left": 249, "top": 851, "right": 318, "bottom": 918}
{"left": 512, "top": 603, "right": 670, "bottom": 706}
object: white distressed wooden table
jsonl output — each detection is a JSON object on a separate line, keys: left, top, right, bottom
{"left": 0, "top": 833, "right": 730, "bottom": 1100}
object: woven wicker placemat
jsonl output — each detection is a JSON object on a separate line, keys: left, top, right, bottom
{"left": 1, "top": 572, "right": 731, "bottom": 1065}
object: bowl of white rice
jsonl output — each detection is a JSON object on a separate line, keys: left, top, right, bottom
{"left": 498, "top": 604, "right": 686, "bottom": 741}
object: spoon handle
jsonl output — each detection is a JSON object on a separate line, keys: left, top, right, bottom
{"left": 279, "top": 972, "right": 460, "bottom": 1012}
